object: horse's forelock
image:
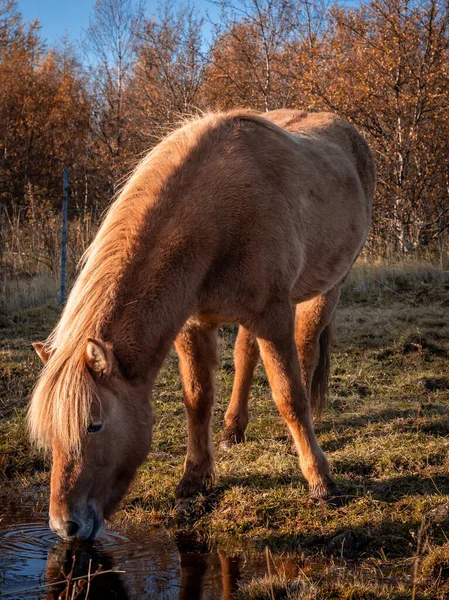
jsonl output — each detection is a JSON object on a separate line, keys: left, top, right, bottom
{"left": 28, "top": 346, "right": 97, "bottom": 453}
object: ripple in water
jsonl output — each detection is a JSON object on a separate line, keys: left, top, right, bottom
{"left": 0, "top": 521, "right": 59, "bottom": 592}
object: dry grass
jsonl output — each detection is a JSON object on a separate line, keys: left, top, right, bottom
{"left": 0, "top": 275, "right": 59, "bottom": 313}
{"left": 1, "top": 206, "right": 98, "bottom": 281}
{"left": 341, "top": 258, "right": 448, "bottom": 304}
{"left": 235, "top": 576, "right": 413, "bottom": 599}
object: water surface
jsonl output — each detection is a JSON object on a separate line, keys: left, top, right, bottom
{"left": 0, "top": 489, "right": 278, "bottom": 600}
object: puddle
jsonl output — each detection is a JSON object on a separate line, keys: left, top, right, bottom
{"left": 0, "top": 488, "right": 413, "bottom": 599}
{"left": 0, "top": 491, "right": 280, "bottom": 599}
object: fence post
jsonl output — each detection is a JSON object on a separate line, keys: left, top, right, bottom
{"left": 0, "top": 205, "right": 5, "bottom": 299}
{"left": 60, "top": 168, "right": 68, "bottom": 304}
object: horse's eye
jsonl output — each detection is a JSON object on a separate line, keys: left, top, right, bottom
{"left": 87, "top": 421, "right": 104, "bottom": 434}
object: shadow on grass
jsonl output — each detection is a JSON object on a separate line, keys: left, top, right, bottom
{"left": 217, "top": 472, "right": 304, "bottom": 490}
{"left": 319, "top": 434, "right": 357, "bottom": 453}
{"left": 213, "top": 471, "right": 449, "bottom": 504}
{"left": 317, "top": 403, "right": 449, "bottom": 435}
{"left": 367, "top": 474, "right": 449, "bottom": 502}
{"left": 250, "top": 517, "right": 418, "bottom": 558}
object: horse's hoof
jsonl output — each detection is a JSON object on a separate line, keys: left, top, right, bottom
{"left": 175, "top": 481, "right": 202, "bottom": 500}
{"left": 219, "top": 428, "right": 245, "bottom": 451}
{"left": 175, "top": 496, "right": 197, "bottom": 512}
{"left": 175, "top": 476, "right": 212, "bottom": 500}
{"left": 310, "top": 482, "right": 343, "bottom": 507}
{"left": 219, "top": 438, "right": 233, "bottom": 451}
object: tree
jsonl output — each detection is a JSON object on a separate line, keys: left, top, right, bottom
{"left": 315, "top": 0, "right": 449, "bottom": 253}
{"left": 84, "top": 0, "right": 140, "bottom": 191}
{"left": 0, "top": 1, "right": 91, "bottom": 211}
{"left": 203, "top": 0, "right": 329, "bottom": 111}
{"left": 127, "top": 0, "right": 207, "bottom": 144}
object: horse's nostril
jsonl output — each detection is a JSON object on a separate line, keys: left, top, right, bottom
{"left": 66, "top": 520, "right": 80, "bottom": 537}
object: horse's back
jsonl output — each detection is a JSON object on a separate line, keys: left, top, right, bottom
{"left": 265, "top": 109, "right": 376, "bottom": 203}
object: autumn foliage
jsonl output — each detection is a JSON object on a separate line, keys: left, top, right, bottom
{"left": 0, "top": 0, "right": 448, "bottom": 274}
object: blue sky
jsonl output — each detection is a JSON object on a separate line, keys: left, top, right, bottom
{"left": 18, "top": 0, "right": 98, "bottom": 45}
{"left": 17, "top": 1, "right": 219, "bottom": 47}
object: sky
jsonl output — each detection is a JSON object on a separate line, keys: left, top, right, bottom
{"left": 17, "top": 0, "right": 219, "bottom": 48}
{"left": 18, "top": 0, "right": 98, "bottom": 46}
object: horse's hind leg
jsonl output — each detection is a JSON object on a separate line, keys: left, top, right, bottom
{"left": 174, "top": 321, "right": 218, "bottom": 499}
{"left": 295, "top": 285, "right": 340, "bottom": 418}
{"left": 221, "top": 286, "right": 341, "bottom": 451}
{"left": 220, "top": 326, "right": 259, "bottom": 450}
{"left": 254, "top": 300, "right": 338, "bottom": 500}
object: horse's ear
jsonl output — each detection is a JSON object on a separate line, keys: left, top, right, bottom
{"left": 85, "top": 338, "right": 116, "bottom": 377}
{"left": 32, "top": 342, "right": 53, "bottom": 364}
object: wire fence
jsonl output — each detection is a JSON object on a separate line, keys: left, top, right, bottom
{"left": 0, "top": 190, "right": 104, "bottom": 310}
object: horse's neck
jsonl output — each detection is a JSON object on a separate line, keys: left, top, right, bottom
{"left": 102, "top": 238, "right": 203, "bottom": 380}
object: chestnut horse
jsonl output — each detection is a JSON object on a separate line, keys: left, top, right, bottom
{"left": 29, "top": 109, "right": 375, "bottom": 540}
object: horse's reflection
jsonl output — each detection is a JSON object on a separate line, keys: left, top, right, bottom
{"left": 44, "top": 536, "right": 241, "bottom": 599}
{"left": 45, "top": 540, "right": 128, "bottom": 599}
{"left": 176, "top": 534, "right": 241, "bottom": 600}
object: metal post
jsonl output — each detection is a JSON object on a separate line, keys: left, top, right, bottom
{"left": 0, "top": 205, "right": 5, "bottom": 300}
{"left": 60, "top": 168, "right": 68, "bottom": 304}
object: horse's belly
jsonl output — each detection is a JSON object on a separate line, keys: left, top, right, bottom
{"left": 290, "top": 272, "right": 342, "bottom": 303}
{"left": 290, "top": 236, "right": 364, "bottom": 302}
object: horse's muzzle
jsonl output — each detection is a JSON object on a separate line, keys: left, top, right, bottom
{"left": 49, "top": 505, "right": 104, "bottom": 540}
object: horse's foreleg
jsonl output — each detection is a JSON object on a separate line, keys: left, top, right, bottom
{"left": 220, "top": 325, "right": 259, "bottom": 450}
{"left": 174, "top": 321, "right": 218, "bottom": 499}
{"left": 178, "top": 546, "right": 208, "bottom": 600}
{"left": 254, "top": 301, "right": 338, "bottom": 500}
{"left": 218, "top": 551, "right": 241, "bottom": 600}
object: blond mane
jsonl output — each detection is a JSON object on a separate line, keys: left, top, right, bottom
{"left": 27, "top": 110, "right": 300, "bottom": 451}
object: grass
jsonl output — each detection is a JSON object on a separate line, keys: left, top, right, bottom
{"left": 1, "top": 260, "right": 449, "bottom": 598}
{"left": 235, "top": 576, "right": 414, "bottom": 599}
{"left": 0, "top": 274, "right": 59, "bottom": 314}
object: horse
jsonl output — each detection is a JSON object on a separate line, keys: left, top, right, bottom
{"left": 29, "top": 109, "right": 376, "bottom": 540}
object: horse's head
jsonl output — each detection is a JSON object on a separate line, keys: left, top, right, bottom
{"left": 32, "top": 339, "right": 153, "bottom": 540}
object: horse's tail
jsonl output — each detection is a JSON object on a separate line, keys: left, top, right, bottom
{"left": 310, "top": 322, "right": 333, "bottom": 420}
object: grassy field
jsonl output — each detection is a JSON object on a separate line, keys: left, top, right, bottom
{"left": 1, "top": 261, "right": 449, "bottom": 599}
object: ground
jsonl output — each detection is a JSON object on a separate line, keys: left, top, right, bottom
{"left": 1, "top": 261, "right": 449, "bottom": 599}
